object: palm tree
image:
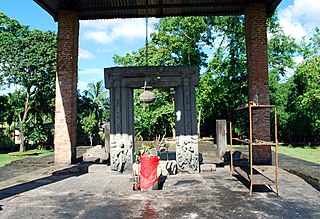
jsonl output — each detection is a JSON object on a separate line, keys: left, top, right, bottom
{"left": 83, "top": 81, "right": 108, "bottom": 126}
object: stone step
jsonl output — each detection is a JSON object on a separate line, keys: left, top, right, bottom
{"left": 200, "top": 164, "right": 216, "bottom": 172}
{"left": 87, "top": 164, "right": 111, "bottom": 173}
{"left": 83, "top": 156, "right": 100, "bottom": 163}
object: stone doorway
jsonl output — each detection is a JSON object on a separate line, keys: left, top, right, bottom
{"left": 105, "top": 66, "right": 199, "bottom": 173}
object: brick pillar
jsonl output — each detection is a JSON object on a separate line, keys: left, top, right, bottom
{"left": 54, "top": 10, "right": 79, "bottom": 164}
{"left": 245, "top": 2, "right": 271, "bottom": 164}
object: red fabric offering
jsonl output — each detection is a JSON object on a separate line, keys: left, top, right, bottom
{"left": 140, "top": 154, "right": 160, "bottom": 190}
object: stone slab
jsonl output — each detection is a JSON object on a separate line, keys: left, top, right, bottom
{"left": 200, "top": 164, "right": 216, "bottom": 172}
{"left": 88, "top": 164, "right": 111, "bottom": 173}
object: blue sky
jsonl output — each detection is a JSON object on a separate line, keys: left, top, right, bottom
{"left": 0, "top": 0, "right": 320, "bottom": 93}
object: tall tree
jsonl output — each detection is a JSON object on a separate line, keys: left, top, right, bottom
{"left": 198, "top": 16, "right": 248, "bottom": 136}
{"left": 112, "top": 14, "right": 306, "bottom": 141}
{"left": 82, "top": 80, "right": 108, "bottom": 126}
{"left": 80, "top": 81, "right": 109, "bottom": 145}
{"left": 267, "top": 13, "right": 299, "bottom": 140}
{"left": 114, "top": 16, "right": 209, "bottom": 67}
{"left": 286, "top": 28, "right": 320, "bottom": 143}
{"left": 113, "top": 17, "right": 210, "bottom": 139}
{"left": 0, "top": 12, "right": 56, "bottom": 151}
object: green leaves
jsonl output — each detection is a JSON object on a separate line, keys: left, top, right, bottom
{"left": 134, "top": 88, "right": 174, "bottom": 140}
{"left": 0, "top": 12, "right": 57, "bottom": 151}
{"left": 111, "top": 13, "right": 319, "bottom": 142}
{"left": 78, "top": 81, "right": 109, "bottom": 145}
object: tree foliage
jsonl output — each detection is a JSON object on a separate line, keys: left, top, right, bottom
{"left": 134, "top": 89, "right": 175, "bottom": 140}
{"left": 112, "top": 13, "right": 320, "bottom": 144}
{"left": 78, "top": 81, "right": 109, "bottom": 145}
{"left": 0, "top": 12, "right": 56, "bottom": 151}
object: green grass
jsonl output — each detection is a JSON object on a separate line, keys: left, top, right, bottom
{"left": 273, "top": 146, "right": 320, "bottom": 164}
{"left": 0, "top": 149, "right": 54, "bottom": 167}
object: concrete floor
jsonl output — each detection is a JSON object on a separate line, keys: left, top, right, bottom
{"left": 0, "top": 164, "right": 319, "bottom": 219}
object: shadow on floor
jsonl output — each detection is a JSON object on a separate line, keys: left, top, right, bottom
{"left": 0, "top": 164, "right": 90, "bottom": 201}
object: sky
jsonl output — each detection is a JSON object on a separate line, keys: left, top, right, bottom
{"left": 0, "top": 0, "right": 320, "bottom": 93}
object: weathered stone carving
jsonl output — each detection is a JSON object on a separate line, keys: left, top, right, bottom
{"left": 110, "top": 137, "right": 133, "bottom": 172}
{"left": 176, "top": 135, "right": 199, "bottom": 173}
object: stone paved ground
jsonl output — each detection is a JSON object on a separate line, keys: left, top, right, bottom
{"left": 0, "top": 146, "right": 319, "bottom": 219}
{"left": 0, "top": 161, "right": 319, "bottom": 218}
{"left": 277, "top": 153, "right": 320, "bottom": 190}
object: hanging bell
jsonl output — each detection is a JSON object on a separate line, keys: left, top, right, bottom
{"left": 140, "top": 90, "right": 156, "bottom": 103}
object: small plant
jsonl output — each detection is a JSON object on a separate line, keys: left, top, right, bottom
{"left": 134, "top": 143, "right": 156, "bottom": 161}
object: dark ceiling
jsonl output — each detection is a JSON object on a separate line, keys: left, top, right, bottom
{"left": 34, "top": 0, "right": 282, "bottom": 21}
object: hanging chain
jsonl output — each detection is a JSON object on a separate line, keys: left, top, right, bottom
{"left": 144, "top": 0, "right": 149, "bottom": 90}
{"left": 140, "top": 0, "right": 156, "bottom": 103}
{"left": 145, "top": 0, "right": 149, "bottom": 67}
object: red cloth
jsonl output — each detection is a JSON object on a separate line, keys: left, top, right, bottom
{"left": 140, "top": 154, "right": 160, "bottom": 190}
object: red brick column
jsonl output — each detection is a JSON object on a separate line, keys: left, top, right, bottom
{"left": 54, "top": 10, "right": 79, "bottom": 164}
{"left": 245, "top": 2, "right": 271, "bottom": 164}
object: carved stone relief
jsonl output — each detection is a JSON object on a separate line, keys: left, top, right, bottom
{"left": 110, "top": 135, "right": 133, "bottom": 172}
{"left": 176, "top": 135, "right": 199, "bottom": 173}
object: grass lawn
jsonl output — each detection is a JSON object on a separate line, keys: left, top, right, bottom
{"left": 0, "top": 149, "right": 54, "bottom": 168}
{"left": 273, "top": 146, "right": 320, "bottom": 164}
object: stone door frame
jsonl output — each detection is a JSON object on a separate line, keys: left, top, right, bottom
{"left": 104, "top": 66, "right": 199, "bottom": 173}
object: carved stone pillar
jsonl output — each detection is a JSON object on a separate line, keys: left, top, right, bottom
{"left": 175, "top": 78, "right": 199, "bottom": 173}
{"left": 109, "top": 82, "right": 134, "bottom": 172}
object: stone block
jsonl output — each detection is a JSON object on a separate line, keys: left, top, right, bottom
{"left": 88, "top": 164, "right": 111, "bottom": 173}
{"left": 83, "top": 145, "right": 109, "bottom": 162}
{"left": 200, "top": 164, "right": 216, "bottom": 173}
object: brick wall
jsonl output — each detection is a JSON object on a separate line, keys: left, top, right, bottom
{"left": 54, "top": 10, "right": 79, "bottom": 164}
{"left": 245, "top": 2, "right": 271, "bottom": 164}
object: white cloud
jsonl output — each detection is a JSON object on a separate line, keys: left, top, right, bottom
{"left": 83, "top": 30, "right": 113, "bottom": 44}
{"left": 77, "top": 81, "right": 89, "bottom": 92}
{"left": 80, "top": 18, "right": 157, "bottom": 44}
{"left": 279, "top": 0, "right": 320, "bottom": 41}
{"left": 79, "top": 48, "right": 94, "bottom": 59}
{"left": 78, "top": 68, "right": 105, "bottom": 92}
{"left": 79, "top": 67, "right": 103, "bottom": 76}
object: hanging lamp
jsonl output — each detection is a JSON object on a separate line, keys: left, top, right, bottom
{"left": 139, "top": 1, "right": 156, "bottom": 103}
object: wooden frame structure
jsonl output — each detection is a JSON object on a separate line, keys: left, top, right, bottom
{"left": 229, "top": 104, "right": 279, "bottom": 195}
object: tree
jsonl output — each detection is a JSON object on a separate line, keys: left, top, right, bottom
{"left": 267, "top": 13, "right": 299, "bottom": 140}
{"left": 114, "top": 16, "right": 209, "bottom": 67}
{"left": 0, "top": 12, "right": 57, "bottom": 151}
{"left": 286, "top": 56, "right": 320, "bottom": 142}
{"left": 112, "top": 14, "right": 310, "bottom": 141}
{"left": 114, "top": 17, "right": 210, "bottom": 139}
{"left": 80, "top": 81, "right": 109, "bottom": 145}
{"left": 82, "top": 80, "right": 109, "bottom": 126}
{"left": 134, "top": 88, "right": 175, "bottom": 140}
{"left": 195, "top": 16, "right": 248, "bottom": 136}
{"left": 81, "top": 111, "right": 99, "bottom": 146}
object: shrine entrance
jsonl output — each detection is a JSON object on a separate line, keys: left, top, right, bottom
{"left": 34, "top": 0, "right": 283, "bottom": 166}
{"left": 105, "top": 66, "right": 199, "bottom": 172}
